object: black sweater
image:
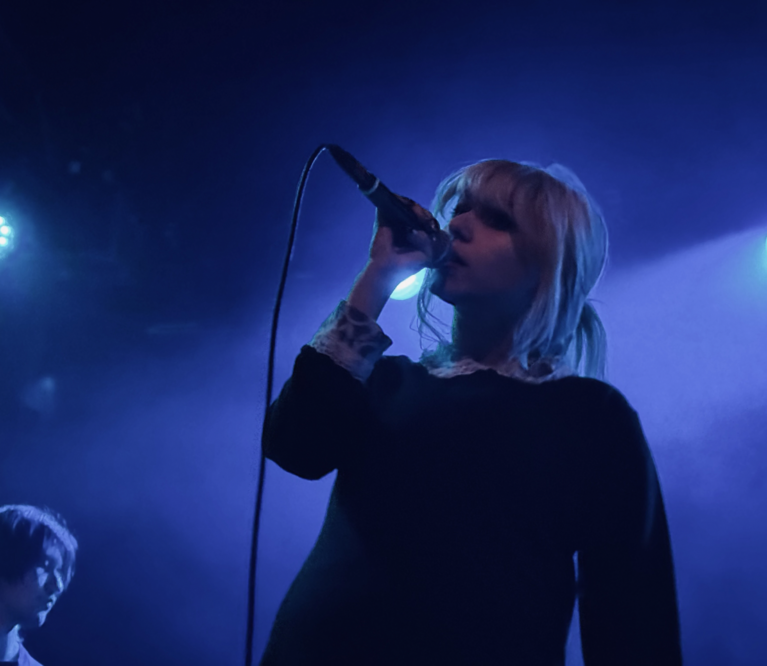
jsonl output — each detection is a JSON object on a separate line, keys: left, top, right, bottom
{"left": 260, "top": 346, "right": 682, "bottom": 665}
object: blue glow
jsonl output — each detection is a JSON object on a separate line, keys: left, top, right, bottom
{"left": 390, "top": 268, "right": 427, "bottom": 300}
{"left": 0, "top": 219, "right": 14, "bottom": 257}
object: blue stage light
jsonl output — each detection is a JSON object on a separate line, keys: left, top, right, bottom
{"left": 0, "top": 217, "right": 14, "bottom": 257}
{"left": 390, "top": 268, "right": 427, "bottom": 301}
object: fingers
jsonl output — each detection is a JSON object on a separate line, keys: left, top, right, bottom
{"left": 374, "top": 219, "right": 429, "bottom": 257}
{"left": 396, "top": 195, "right": 437, "bottom": 228}
{"left": 368, "top": 225, "right": 430, "bottom": 276}
{"left": 401, "top": 228, "right": 433, "bottom": 257}
{"left": 370, "top": 194, "right": 439, "bottom": 269}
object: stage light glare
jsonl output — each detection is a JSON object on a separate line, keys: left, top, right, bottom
{"left": 391, "top": 268, "right": 427, "bottom": 301}
{"left": 0, "top": 220, "right": 14, "bottom": 256}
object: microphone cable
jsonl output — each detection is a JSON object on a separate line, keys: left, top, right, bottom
{"left": 245, "top": 143, "right": 328, "bottom": 666}
{"left": 244, "top": 143, "right": 446, "bottom": 664}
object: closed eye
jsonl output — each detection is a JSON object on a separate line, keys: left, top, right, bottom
{"left": 451, "top": 200, "right": 471, "bottom": 217}
{"left": 479, "top": 205, "right": 517, "bottom": 230}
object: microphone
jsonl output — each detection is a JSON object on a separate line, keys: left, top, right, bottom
{"left": 326, "top": 144, "right": 450, "bottom": 266}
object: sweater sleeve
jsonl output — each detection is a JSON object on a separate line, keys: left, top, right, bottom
{"left": 309, "top": 300, "right": 392, "bottom": 382}
{"left": 261, "top": 302, "right": 391, "bottom": 480}
{"left": 577, "top": 389, "right": 683, "bottom": 666}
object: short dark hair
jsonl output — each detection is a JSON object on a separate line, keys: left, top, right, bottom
{"left": 0, "top": 505, "right": 78, "bottom": 588}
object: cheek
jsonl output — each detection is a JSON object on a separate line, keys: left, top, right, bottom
{"left": 507, "top": 238, "right": 542, "bottom": 287}
{"left": 479, "top": 254, "right": 539, "bottom": 306}
{"left": 484, "top": 245, "right": 532, "bottom": 289}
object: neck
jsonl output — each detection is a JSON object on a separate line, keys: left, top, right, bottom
{"left": 0, "top": 625, "right": 21, "bottom": 661}
{"left": 451, "top": 301, "right": 521, "bottom": 367}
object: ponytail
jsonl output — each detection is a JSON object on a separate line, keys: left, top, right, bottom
{"left": 573, "top": 301, "right": 607, "bottom": 380}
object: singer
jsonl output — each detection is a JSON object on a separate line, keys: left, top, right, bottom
{"left": 260, "top": 159, "right": 683, "bottom": 665}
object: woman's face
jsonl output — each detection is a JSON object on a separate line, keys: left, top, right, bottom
{"left": 430, "top": 182, "right": 541, "bottom": 314}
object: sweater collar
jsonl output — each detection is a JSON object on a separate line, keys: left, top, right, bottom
{"left": 419, "top": 347, "right": 574, "bottom": 384}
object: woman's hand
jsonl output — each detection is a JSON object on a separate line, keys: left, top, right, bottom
{"left": 348, "top": 197, "right": 437, "bottom": 321}
{"left": 368, "top": 197, "right": 436, "bottom": 282}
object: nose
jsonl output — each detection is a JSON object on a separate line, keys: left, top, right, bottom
{"left": 44, "top": 570, "right": 63, "bottom": 596}
{"left": 447, "top": 213, "right": 472, "bottom": 243}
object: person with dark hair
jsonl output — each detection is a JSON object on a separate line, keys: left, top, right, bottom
{"left": 0, "top": 505, "right": 77, "bottom": 666}
{"left": 260, "top": 160, "right": 682, "bottom": 664}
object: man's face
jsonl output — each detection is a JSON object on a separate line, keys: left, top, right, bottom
{"left": 0, "top": 544, "right": 64, "bottom": 629}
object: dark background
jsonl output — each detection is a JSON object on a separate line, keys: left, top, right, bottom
{"left": 1, "top": 1, "right": 766, "bottom": 664}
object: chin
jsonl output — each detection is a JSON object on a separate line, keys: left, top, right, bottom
{"left": 428, "top": 278, "right": 456, "bottom": 305}
{"left": 429, "top": 284, "right": 464, "bottom": 307}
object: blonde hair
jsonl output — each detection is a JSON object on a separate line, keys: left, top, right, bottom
{"left": 417, "top": 159, "right": 609, "bottom": 379}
